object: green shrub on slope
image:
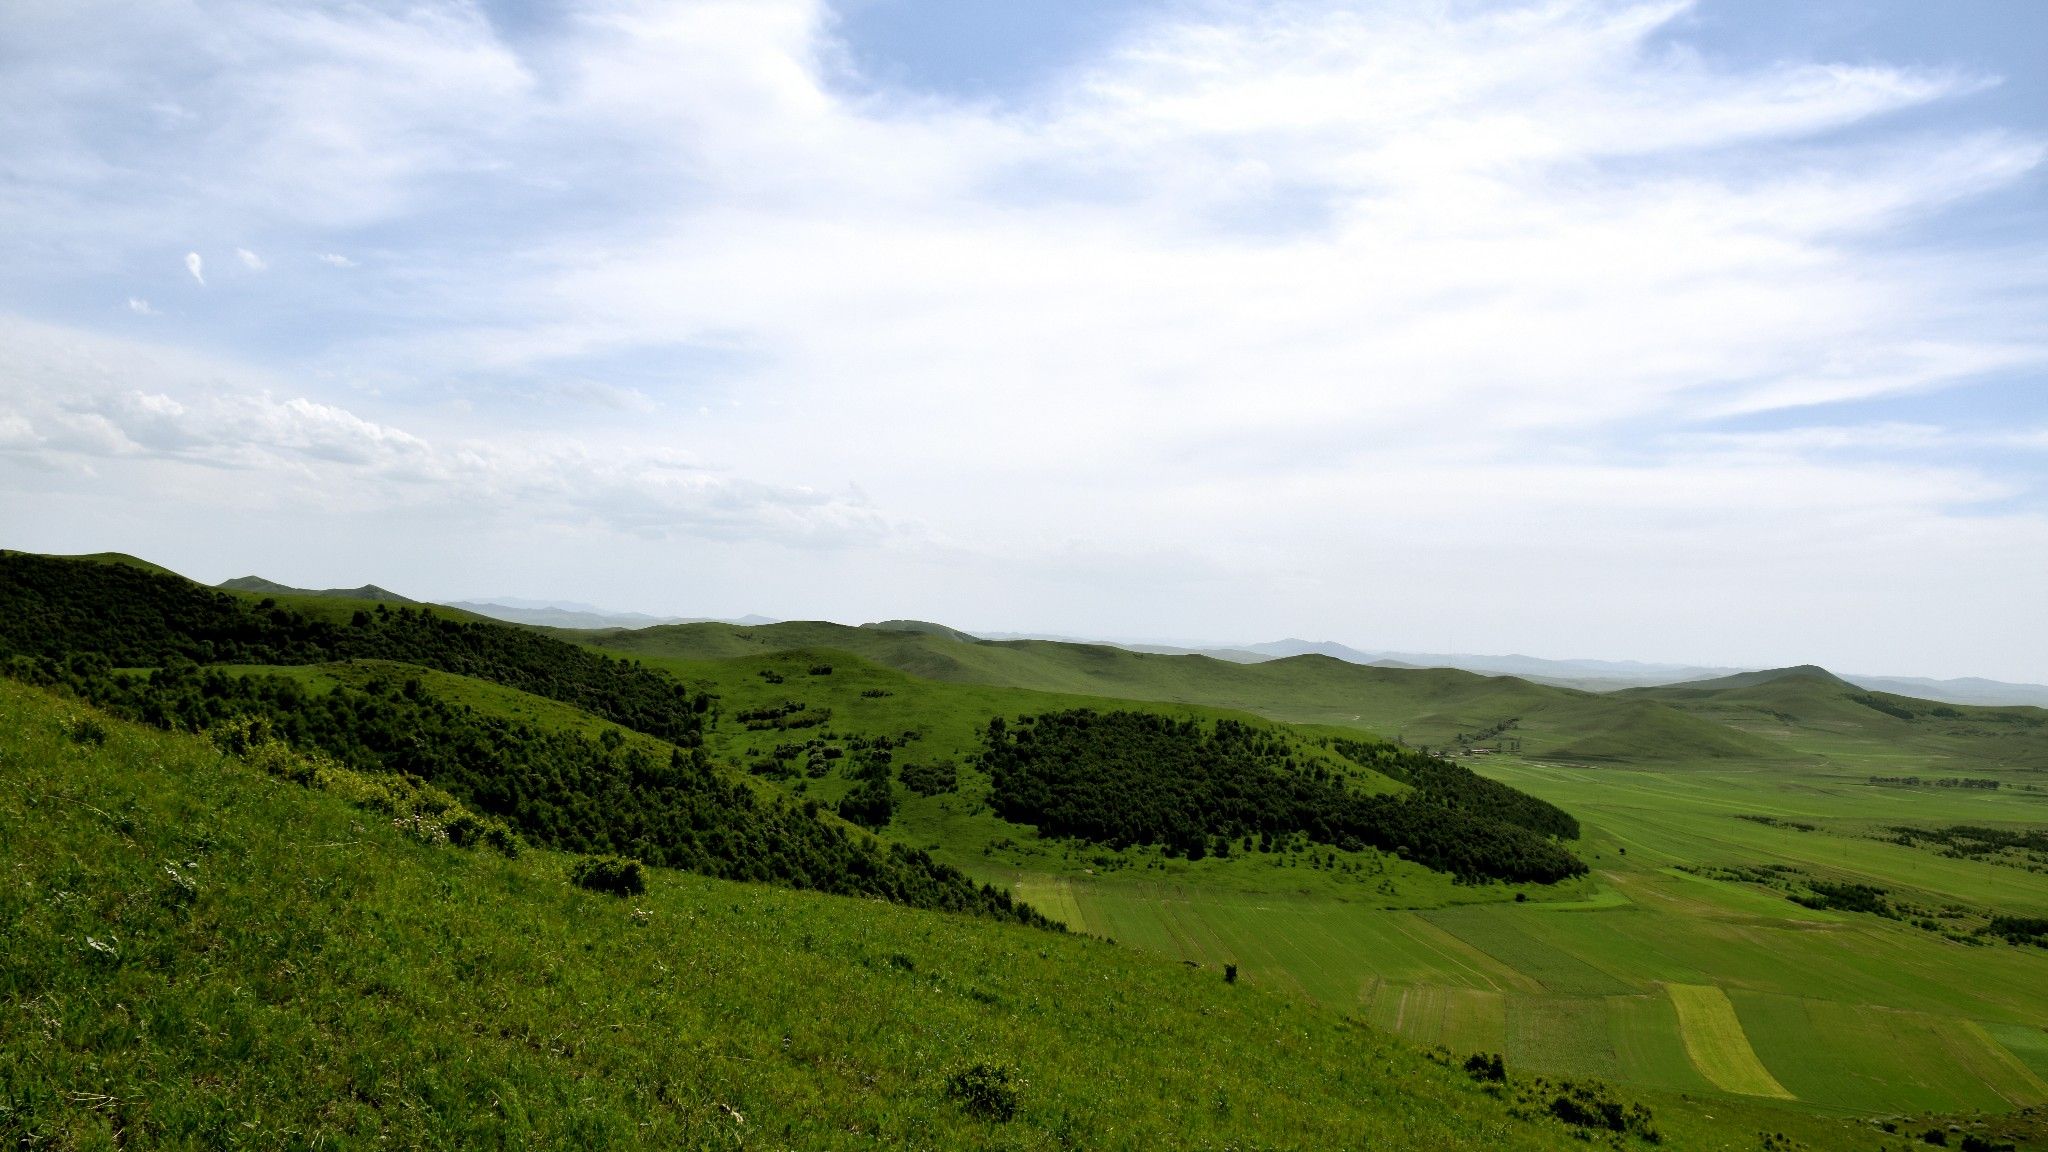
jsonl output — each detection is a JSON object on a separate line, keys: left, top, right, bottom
{"left": 12, "top": 659, "right": 1047, "bottom": 927}
{"left": 0, "top": 551, "right": 710, "bottom": 742}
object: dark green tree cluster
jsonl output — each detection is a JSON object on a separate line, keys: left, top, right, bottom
{"left": 1848, "top": 692, "right": 1919, "bottom": 720}
{"left": 838, "top": 742, "right": 897, "bottom": 828}
{"left": 899, "top": 759, "right": 958, "bottom": 797}
{"left": 0, "top": 553, "right": 711, "bottom": 743}
{"left": 1892, "top": 824, "right": 2048, "bottom": 859}
{"left": 1330, "top": 738, "right": 1578, "bottom": 839}
{"left": 1985, "top": 916, "right": 2048, "bottom": 946}
{"left": 1792, "top": 881, "right": 1893, "bottom": 916}
{"left": 982, "top": 711, "right": 1586, "bottom": 884}
{"left": 10, "top": 656, "right": 1055, "bottom": 929}
{"left": 737, "top": 701, "right": 829, "bottom": 731}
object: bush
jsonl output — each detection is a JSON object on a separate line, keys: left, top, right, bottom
{"left": 899, "top": 759, "right": 958, "bottom": 797}
{"left": 66, "top": 715, "right": 109, "bottom": 746}
{"left": 1224, "top": 963, "right": 1238, "bottom": 984}
{"left": 1463, "top": 1052, "right": 1505, "bottom": 1083}
{"left": 945, "top": 1062, "right": 1018, "bottom": 1122}
{"left": 571, "top": 855, "right": 646, "bottom": 897}
{"left": 1542, "top": 1080, "right": 1657, "bottom": 1142}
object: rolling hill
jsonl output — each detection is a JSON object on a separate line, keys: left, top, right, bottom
{"left": 3, "top": 678, "right": 1693, "bottom": 1152}
{"left": 583, "top": 619, "right": 1791, "bottom": 764}
{"left": 218, "top": 574, "right": 416, "bottom": 602}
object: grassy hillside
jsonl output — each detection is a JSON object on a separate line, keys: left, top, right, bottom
{"left": 218, "top": 574, "right": 416, "bottom": 603}
{"left": 1622, "top": 667, "right": 2048, "bottom": 772}
{"left": 586, "top": 621, "right": 1785, "bottom": 764}
{"left": 0, "top": 679, "right": 1721, "bottom": 1151}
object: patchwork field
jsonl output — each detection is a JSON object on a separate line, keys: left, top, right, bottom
{"left": 1002, "top": 754, "right": 2048, "bottom": 1115}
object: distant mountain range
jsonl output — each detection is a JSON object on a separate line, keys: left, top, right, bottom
{"left": 207, "top": 577, "right": 2048, "bottom": 709}
{"left": 967, "top": 631, "right": 2048, "bottom": 709}
{"left": 214, "top": 576, "right": 774, "bottom": 631}
{"left": 443, "top": 600, "right": 779, "bottom": 631}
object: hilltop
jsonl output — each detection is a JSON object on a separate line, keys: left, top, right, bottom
{"left": 583, "top": 618, "right": 1789, "bottom": 764}
{"left": 219, "top": 574, "right": 416, "bottom": 603}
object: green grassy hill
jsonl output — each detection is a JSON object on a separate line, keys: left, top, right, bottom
{"left": 11, "top": 549, "right": 2048, "bottom": 1134}
{"left": 218, "top": 574, "right": 416, "bottom": 603}
{"left": 1622, "top": 666, "right": 2048, "bottom": 772}
{"left": 586, "top": 621, "right": 1786, "bottom": 764}
{"left": 1, "top": 679, "right": 1727, "bottom": 1151}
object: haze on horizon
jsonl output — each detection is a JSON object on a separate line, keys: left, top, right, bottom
{"left": 1, "top": 0, "right": 2044, "bottom": 682}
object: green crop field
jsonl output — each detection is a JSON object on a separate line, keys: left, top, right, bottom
{"left": 538, "top": 622, "right": 2048, "bottom": 1121}
{"left": 1667, "top": 984, "right": 1792, "bottom": 1098}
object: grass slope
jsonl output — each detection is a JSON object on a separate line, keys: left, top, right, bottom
{"left": 218, "top": 574, "right": 416, "bottom": 603}
{"left": 586, "top": 621, "right": 1783, "bottom": 763}
{"left": 1622, "top": 667, "right": 2048, "bottom": 772}
{"left": 5, "top": 679, "right": 1663, "bottom": 1152}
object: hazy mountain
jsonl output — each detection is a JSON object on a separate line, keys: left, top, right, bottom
{"left": 1842, "top": 674, "right": 2048, "bottom": 709}
{"left": 447, "top": 600, "right": 777, "bottom": 631}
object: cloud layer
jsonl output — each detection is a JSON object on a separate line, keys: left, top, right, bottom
{"left": 0, "top": 0, "right": 2043, "bottom": 677}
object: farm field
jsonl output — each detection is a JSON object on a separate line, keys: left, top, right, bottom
{"left": 998, "top": 753, "right": 2048, "bottom": 1115}
{"left": 586, "top": 633, "right": 2048, "bottom": 1119}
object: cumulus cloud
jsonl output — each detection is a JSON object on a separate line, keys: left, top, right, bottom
{"left": 0, "top": 316, "right": 885, "bottom": 546}
{"left": 183, "top": 252, "right": 203, "bottom": 285}
{"left": 0, "top": 0, "right": 2043, "bottom": 673}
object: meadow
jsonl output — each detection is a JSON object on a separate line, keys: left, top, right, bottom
{"left": 8, "top": 553, "right": 2047, "bottom": 1143}
{"left": 2, "top": 676, "right": 1766, "bottom": 1151}
{"left": 601, "top": 633, "right": 2048, "bottom": 1120}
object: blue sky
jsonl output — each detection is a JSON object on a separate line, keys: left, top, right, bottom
{"left": 1, "top": 0, "right": 2044, "bottom": 680}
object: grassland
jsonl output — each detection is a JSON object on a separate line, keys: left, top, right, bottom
{"left": 583, "top": 620, "right": 1790, "bottom": 763}
{"left": 2, "top": 677, "right": 1736, "bottom": 1151}
{"left": 12, "top": 552, "right": 2048, "bottom": 1136}
{"left": 526, "top": 623, "right": 2048, "bottom": 1119}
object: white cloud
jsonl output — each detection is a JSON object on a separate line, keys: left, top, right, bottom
{"left": 0, "top": 0, "right": 2044, "bottom": 675}
{"left": 0, "top": 316, "right": 883, "bottom": 546}
{"left": 183, "top": 251, "right": 203, "bottom": 285}
{"left": 236, "top": 247, "right": 266, "bottom": 271}
{"left": 126, "top": 297, "right": 155, "bottom": 315}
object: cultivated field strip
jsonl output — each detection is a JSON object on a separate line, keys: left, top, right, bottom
{"left": 1732, "top": 992, "right": 2048, "bottom": 1113}
{"left": 1665, "top": 984, "right": 1793, "bottom": 1098}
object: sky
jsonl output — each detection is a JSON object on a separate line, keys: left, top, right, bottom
{"left": 1, "top": 0, "right": 2044, "bottom": 681}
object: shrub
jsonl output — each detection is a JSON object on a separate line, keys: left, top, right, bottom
{"left": 807, "top": 665, "right": 833, "bottom": 676}
{"left": 570, "top": 855, "right": 646, "bottom": 897}
{"left": 899, "top": 759, "right": 958, "bottom": 797}
{"left": 1463, "top": 1052, "right": 1505, "bottom": 1083}
{"left": 66, "top": 715, "right": 109, "bottom": 746}
{"left": 945, "top": 1062, "right": 1018, "bottom": 1122}
{"left": 1223, "top": 963, "right": 1238, "bottom": 984}
{"left": 1543, "top": 1080, "right": 1657, "bottom": 1142}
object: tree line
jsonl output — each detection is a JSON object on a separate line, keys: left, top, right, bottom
{"left": 1329, "top": 737, "right": 1579, "bottom": 840}
{"left": 12, "top": 654, "right": 1055, "bottom": 928}
{"left": 982, "top": 711, "right": 1586, "bottom": 884}
{"left": 0, "top": 553, "right": 712, "bottom": 743}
